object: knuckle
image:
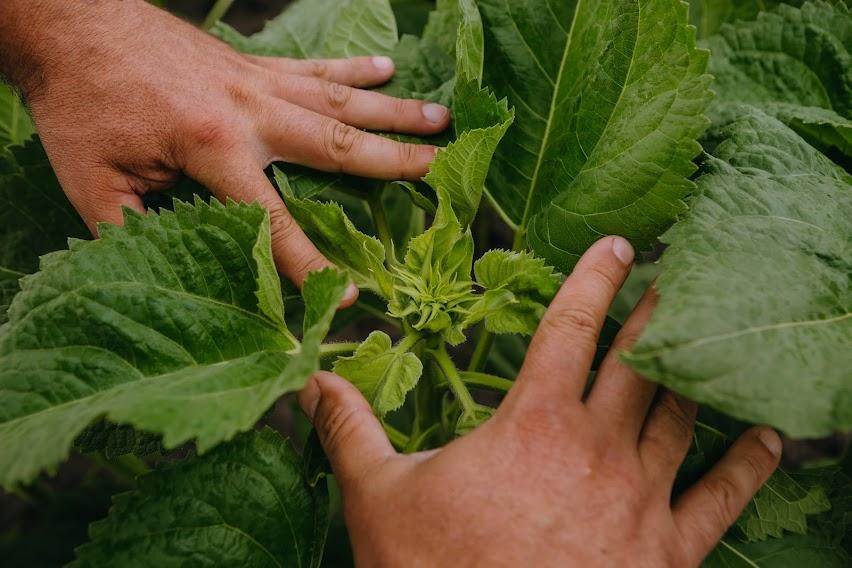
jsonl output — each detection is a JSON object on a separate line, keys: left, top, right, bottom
{"left": 741, "top": 453, "right": 770, "bottom": 486}
{"left": 291, "top": 251, "right": 327, "bottom": 280}
{"left": 267, "top": 205, "right": 301, "bottom": 239}
{"left": 325, "top": 82, "right": 353, "bottom": 111}
{"left": 544, "top": 305, "right": 600, "bottom": 342}
{"left": 183, "top": 116, "right": 235, "bottom": 150}
{"left": 320, "top": 403, "right": 369, "bottom": 457}
{"left": 310, "top": 60, "right": 330, "bottom": 79}
{"left": 658, "top": 396, "right": 695, "bottom": 440}
{"left": 702, "top": 476, "right": 741, "bottom": 528}
{"left": 322, "top": 122, "right": 361, "bottom": 167}
{"left": 396, "top": 142, "right": 420, "bottom": 169}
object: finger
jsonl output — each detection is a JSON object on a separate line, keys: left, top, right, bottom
{"left": 507, "top": 236, "right": 635, "bottom": 408}
{"left": 248, "top": 55, "right": 396, "bottom": 88}
{"left": 674, "top": 427, "right": 782, "bottom": 565}
{"left": 638, "top": 391, "right": 697, "bottom": 484}
{"left": 586, "top": 287, "right": 659, "bottom": 435}
{"left": 269, "top": 77, "right": 450, "bottom": 135}
{"left": 55, "top": 166, "right": 146, "bottom": 235}
{"left": 299, "top": 371, "right": 396, "bottom": 491}
{"left": 261, "top": 100, "right": 439, "bottom": 180}
{"left": 183, "top": 147, "right": 358, "bottom": 305}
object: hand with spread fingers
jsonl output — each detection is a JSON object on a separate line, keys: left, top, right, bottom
{"left": 0, "top": 0, "right": 449, "bottom": 303}
{"left": 299, "top": 237, "right": 783, "bottom": 567}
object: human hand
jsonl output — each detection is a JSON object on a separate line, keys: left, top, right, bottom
{"left": 299, "top": 237, "right": 783, "bottom": 567}
{"left": 1, "top": 0, "right": 449, "bottom": 304}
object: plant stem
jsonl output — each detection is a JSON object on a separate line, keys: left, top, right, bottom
{"left": 383, "top": 422, "right": 409, "bottom": 450}
{"left": 368, "top": 191, "right": 398, "bottom": 267}
{"left": 319, "top": 342, "right": 360, "bottom": 358}
{"left": 459, "top": 371, "right": 514, "bottom": 392}
{"left": 405, "top": 423, "right": 441, "bottom": 453}
{"left": 430, "top": 344, "right": 477, "bottom": 415}
{"left": 202, "top": 0, "right": 236, "bottom": 30}
{"left": 467, "top": 327, "right": 495, "bottom": 372}
{"left": 90, "top": 452, "right": 150, "bottom": 483}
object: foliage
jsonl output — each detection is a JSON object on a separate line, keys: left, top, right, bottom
{"left": 0, "top": 0, "right": 849, "bottom": 566}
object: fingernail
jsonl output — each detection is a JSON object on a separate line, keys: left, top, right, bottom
{"left": 299, "top": 376, "right": 321, "bottom": 421}
{"left": 757, "top": 428, "right": 783, "bottom": 458}
{"left": 422, "top": 103, "right": 449, "bottom": 123}
{"left": 611, "top": 237, "right": 634, "bottom": 265}
{"left": 342, "top": 283, "right": 359, "bottom": 305}
{"left": 372, "top": 56, "right": 394, "bottom": 73}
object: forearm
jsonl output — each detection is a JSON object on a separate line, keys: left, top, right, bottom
{"left": 0, "top": 0, "right": 145, "bottom": 99}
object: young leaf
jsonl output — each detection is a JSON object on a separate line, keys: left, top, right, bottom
{"left": 468, "top": 250, "right": 561, "bottom": 336}
{"left": 0, "top": 84, "right": 34, "bottom": 147}
{"left": 73, "top": 429, "right": 329, "bottom": 568}
{"left": 333, "top": 331, "right": 423, "bottom": 416}
{"left": 703, "top": 1, "right": 852, "bottom": 162}
{"left": 277, "top": 169, "right": 395, "bottom": 299}
{"left": 0, "top": 200, "right": 347, "bottom": 489}
{"left": 424, "top": 82, "right": 514, "bottom": 227}
{"left": 389, "top": 197, "right": 477, "bottom": 345}
{"left": 626, "top": 107, "right": 852, "bottom": 437}
{"left": 325, "top": 0, "right": 399, "bottom": 57}
{"left": 478, "top": 0, "right": 712, "bottom": 270}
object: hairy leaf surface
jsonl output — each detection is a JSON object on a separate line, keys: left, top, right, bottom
{"left": 626, "top": 107, "right": 852, "bottom": 437}
{"left": 703, "top": 1, "right": 852, "bottom": 162}
{"left": 688, "top": 0, "right": 808, "bottom": 38}
{"left": 470, "top": 250, "right": 561, "bottom": 336}
{"left": 478, "top": 0, "right": 712, "bottom": 270}
{"left": 74, "top": 429, "right": 329, "bottom": 568}
{"left": 334, "top": 331, "right": 423, "bottom": 416}
{"left": 0, "top": 200, "right": 347, "bottom": 488}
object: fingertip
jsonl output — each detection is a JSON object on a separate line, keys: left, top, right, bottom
{"left": 421, "top": 102, "right": 450, "bottom": 125}
{"left": 754, "top": 427, "right": 783, "bottom": 460}
{"left": 610, "top": 236, "right": 634, "bottom": 266}
{"left": 371, "top": 56, "right": 395, "bottom": 76}
{"left": 298, "top": 375, "right": 321, "bottom": 421}
{"left": 339, "top": 282, "right": 360, "bottom": 309}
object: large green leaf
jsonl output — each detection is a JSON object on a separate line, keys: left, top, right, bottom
{"left": 478, "top": 0, "right": 712, "bottom": 271}
{"left": 0, "top": 140, "right": 89, "bottom": 323}
{"left": 333, "top": 331, "right": 423, "bottom": 416}
{"left": 626, "top": 106, "right": 852, "bottom": 437}
{"left": 684, "top": 413, "right": 852, "bottom": 566}
{"left": 703, "top": 1, "right": 852, "bottom": 162}
{"left": 0, "top": 199, "right": 348, "bottom": 489}
{"left": 0, "top": 84, "right": 34, "bottom": 147}
{"left": 688, "top": 0, "right": 809, "bottom": 39}
{"left": 213, "top": 0, "right": 397, "bottom": 59}
{"left": 73, "top": 429, "right": 329, "bottom": 568}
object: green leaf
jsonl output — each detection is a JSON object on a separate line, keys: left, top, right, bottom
{"left": 469, "top": 249, "right": 561, "bottom": 336}
{"left": 333, "top": 331, "right": 423, "bottom": 416}
{"left": 325, "top": 0, "right": 399, "bottom": 57}
{"left": 0, "top": 200, "right": 348, "bottom": 489}
{"left": 424, "top": 83, "right": 514, "bottom": 226}
{"left": 478, "top": 0, "right": 712, "bottom": 270}
{"left": 626, "top": 106, "right": 852, "bottom": 437}
{"left": 73, "top": 429, "right": 329, "bottom": 568}
{"left": 679, "top": 412, "right": 852, "bottom": 566}
{"left": 278, "top": 170, "right": 395, "bottom": 299}
{"left": 74, "top": 420, "right": 163, "bottom": 460}
{"left": 211, "top": 0, "right": 345, "bottom": 58}
{"left": 688, "top": 0, "right": 809, "bottom": 39}
{"left": 0, "top": 84, "right": 34, "bottom": 147}
{"left": 389, "top": 197, "right": 477, "bottom": 345}
{"left": 455, "top": 0, "right": 484, "bottom": 84}
{"left": 703, "top": 2, "right": 852, "bottom": 162}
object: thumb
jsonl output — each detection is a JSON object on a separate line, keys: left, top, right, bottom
{"left": 299, "top": 371, "right": 395, "bottom": 489}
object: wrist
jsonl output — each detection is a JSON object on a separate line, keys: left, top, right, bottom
{"left": 0, "top": 0, "right": 148, "bottom": 101}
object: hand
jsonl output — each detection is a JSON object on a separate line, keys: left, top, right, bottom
{"left": 299, "top": 237, "right": 783, "bottom": 567}
{"left": 1, "top": 0, "right": 449, "bottom": 303}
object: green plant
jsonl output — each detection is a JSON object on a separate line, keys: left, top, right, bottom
{"left": 0, "top": 0, "right": 850, "bottom": 565}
